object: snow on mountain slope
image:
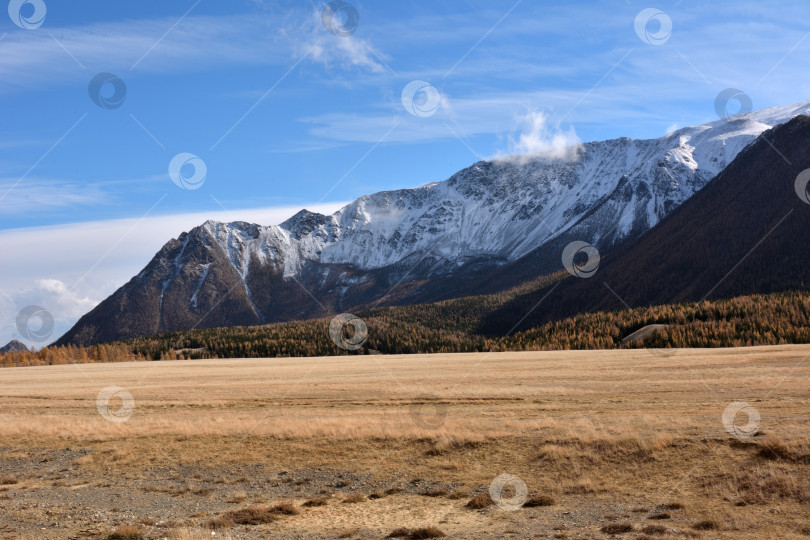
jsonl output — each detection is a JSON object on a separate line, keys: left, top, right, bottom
{"left": 55, "top": 101, "right": 810, "bottom": 346}
{"left": 207, "top": 101, "right": 810, "bottom": 274}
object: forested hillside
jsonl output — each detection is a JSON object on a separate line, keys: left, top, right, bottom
{"left": 4, "top": 288, "right": 810, "bottom": 367}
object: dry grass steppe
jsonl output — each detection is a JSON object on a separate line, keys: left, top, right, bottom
{"left": 0, "top": 345, "right": 808, "bottom": 538}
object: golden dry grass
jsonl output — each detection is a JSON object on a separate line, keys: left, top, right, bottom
{"left": 0, "top": 345, "right": 806, "bottom": 443}
{"left": 0, "top": 345, "right": 808, "bottom": 538}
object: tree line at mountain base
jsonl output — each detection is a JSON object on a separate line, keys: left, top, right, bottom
{"left": 3, "top": 289, "right": 810, "bottom": 368}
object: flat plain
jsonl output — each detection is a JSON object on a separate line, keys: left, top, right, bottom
{"left": 0, "top": 345, "right": 808, "bottom": 539}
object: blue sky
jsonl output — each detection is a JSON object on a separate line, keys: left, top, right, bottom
{"left": 1, "top": 0, "right": 809, "bottom": 346}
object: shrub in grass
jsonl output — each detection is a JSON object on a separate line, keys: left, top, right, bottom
{"left": 693, "top": 520, "right": 720, "bottom": 530}
{"left": 270, "top": 501, "right": 300, "bottom": 515}
{"left": 223, "top": 506, "right": 278, "bottom": 525}
{"left": 465, "top": 493, "right": 493, "bottom": 509}
{"left": 105, "top": 526, "right": 143, "bottom": 540}
{"left": 387, "top": 527, "right": 446, "bottom": 539}
{"left": 225, "top": 490, "right": 247, "bottom": 503}
{"left": 523, "top": 494, "right": 555, "bottom": 507}
{"left": 409, "top": 527, "right": 446, "bottom": 539}
{"left": 223, "top": 502, "right": 299, "bottom": 525}
{"left": 601, "top": 522, "right": 635, "bottom": 534}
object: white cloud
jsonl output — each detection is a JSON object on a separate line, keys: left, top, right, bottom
{"left": 495, "top": 110, "right": 582, "bottom": 163}
{"left": 291, "top": 2, "right": 810, "bottom": 148}
{"left": 0, "top": 10, "right": 387, "bottom": 94}
{"left": 0, "top": 16, "right": 264, "bottom": 92}
{"left": 297, "top": 6, "right": 386, "bottom": 74}
{"left": 0, "top": 279, "right": 99, "bottom": 350}
{"left": 302, "top": 89, "right": 610, "bottom": 147}
{"left": 31, "top": 279, "right": 96, "bottom": 313}
{"left": 0, "top": 174, "right": 171, "bottom": 215}
{"left": 0, "top": 178, "right": 108, "bottom": 214}
{"left": 0, "top": 202, "right": 346, "bottom": 348}
{"left": 324, "top": 36, "right": 386, "bottom": 73}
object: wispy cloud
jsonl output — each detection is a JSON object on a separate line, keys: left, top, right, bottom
{"left": 0, "top": 10, "right": 388, "bottom": 94}
{"left": 291, "top": 1, "right": 810, "bottom": 148}
{"left": 494, "top": 110, "right": 581, "bottom": 163}
{"left": 0, "top": 15, "right": 263, "bottom": 92}
{"left": 0, "top": 178, "right": 108, "bottom": 214}
{"left": 301, "top": 6, "right": 386, "bottom": 74}
{"left": 300, "top": 86, "right": 657, "bottom": 146}
{"left": 0, "top": 175, "right": 166, "bottom": 215}
{"left": 0, "top": 139, "right": 50, "bottom": 150}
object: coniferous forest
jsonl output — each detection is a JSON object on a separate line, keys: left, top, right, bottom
{"left": 4, "top": 287, "right": 810, "bottom": 367}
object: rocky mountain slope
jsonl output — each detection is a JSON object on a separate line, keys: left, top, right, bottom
{"left": 483, "top": 114, "right": 810, "bottom": 335}
{"left": 57, "top": 102, "right": 810, "bottom": 346}
{"left": 0, "top": 340, "right": 28, "bottom": 353}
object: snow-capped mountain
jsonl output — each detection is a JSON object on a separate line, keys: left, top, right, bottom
{"left": 57, "top": 102, "right": 810, "bottom": 346}
{"left": 483, "top": 114, "right": 810, "bottom": 336}
{"left": 206, "top": 101, "right": 810, "bottom": 272}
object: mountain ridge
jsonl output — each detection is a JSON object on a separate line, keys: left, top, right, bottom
{"left": 481, "top": 114, "right": 810, "bottom": 335}
{"left": 56, "top": 101, "right": 810, "bottom": 346}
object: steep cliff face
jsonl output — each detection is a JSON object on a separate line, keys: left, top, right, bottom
{"left": 57, "top": 102, "right": 810, "bottom": 346}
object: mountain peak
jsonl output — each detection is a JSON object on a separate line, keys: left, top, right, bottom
{"left": 484, "top": 109, "right": 810, "bottom": 335}
{"left": 56, "top": 102, "right": 810, "bottom": 346}
{"left": 280, "top": 209, "right": 331, "bottom": 238}
{"left": 0, "top": 340, "right": 28, "bottom": 353}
